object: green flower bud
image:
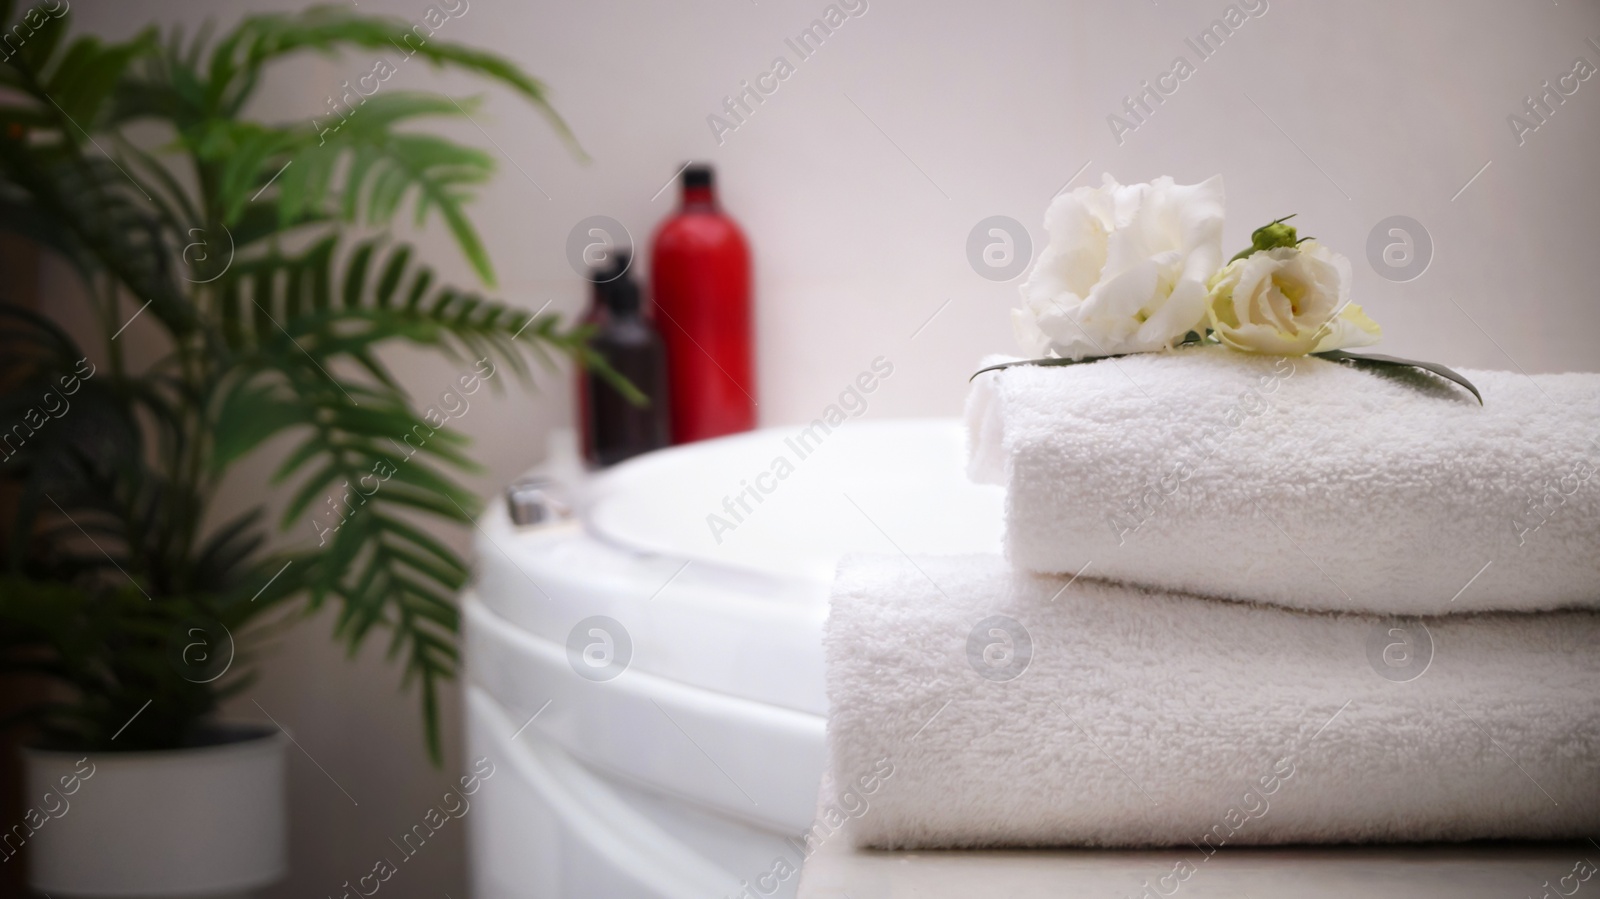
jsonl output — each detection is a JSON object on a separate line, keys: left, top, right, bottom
{"left": 1228, "top": 214, "right": 1305, "bottom": 263}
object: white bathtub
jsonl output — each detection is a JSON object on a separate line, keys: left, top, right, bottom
{"left": 463, "top": 418, "right": 1003, "bottom": 898}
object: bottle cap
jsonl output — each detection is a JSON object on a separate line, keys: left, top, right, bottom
{"left": 589, "top": 250, "right": 632, "bottom": 281}
{"left": 683, "top": 163, "right": 713, "bottom": 189}
{"left": 593, "top": 252, "right": 641, "bottom": 315}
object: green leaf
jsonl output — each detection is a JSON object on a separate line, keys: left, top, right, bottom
{"left": 0, "top": 2, "right": 593, "bottom": 767}
{"left": 373, "top": 514, "right": 464, "bottom": 571}
{"left": 1312, "top": 349, "right": 1483, "bottom": 405}
{"left": 971, "top": 347, "right": 1484, "bottom": 406}
{"left": 211, "top": 379, "right": 306, "bottom": 472}
{"left": 969, "top": 353, "right": 1130, "bottom": 381}
{"left": 375, "top": 244, "right": 411, "bottom": 306}
{"left": 44, "top": 31, "right": 157, "bottom": 129}
{"left": 203, "top": 7, "right": 581, "bottom": 155}
{"left": 271, "top": 433, "right": 328, "bottom": 484}
{"left": 280, "top": 460, "right": 343, "bottom": 529}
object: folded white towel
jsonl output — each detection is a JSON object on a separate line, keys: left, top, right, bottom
{"left": 824, "top": 554, "right": 1600, "bottom": 849}
{"left": 966, "top": 347, "right": 1600, "bottom": 615}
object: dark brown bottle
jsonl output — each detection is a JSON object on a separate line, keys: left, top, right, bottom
{"left": 581, "top": 253, "right": 670, "bottom": 467}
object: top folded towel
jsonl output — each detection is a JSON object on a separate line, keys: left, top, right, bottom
{"left": 967, "top": 347, "right": 1600, "bottom": 615}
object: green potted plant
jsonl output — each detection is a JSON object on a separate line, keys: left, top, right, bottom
{"left": 0, "top": 3, "right": 614, "bottom": 894}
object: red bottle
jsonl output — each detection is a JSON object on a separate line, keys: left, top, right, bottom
{"left": 650, "top": 163, "right": 755, "bottom": 444}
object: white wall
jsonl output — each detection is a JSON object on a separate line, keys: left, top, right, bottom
{"left": 59, "top": 0, "right": 1600, "bottom": 895}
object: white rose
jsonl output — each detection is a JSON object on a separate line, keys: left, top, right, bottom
{"left": 1206, "top": 241, "right": 1381, "bottom": 355}
{"left": 1013, "top": 174, "right": 1225, "bottom": 360}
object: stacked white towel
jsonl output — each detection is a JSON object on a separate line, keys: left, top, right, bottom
{"left": 824, "top": 555, "right": 1600, "bottom": 849}
{"left": 966, "top": 347, "right": 1600, "bottom": 614}
{"left": 819, "top": 352, "right": 1600, "bottom": 850}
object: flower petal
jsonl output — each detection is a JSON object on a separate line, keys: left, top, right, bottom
{"left": 1312, "top": 303, "right": 1383, "bottom": 352}
{"left": 1013, "top": 174, "right": 1228, "bottom": 358}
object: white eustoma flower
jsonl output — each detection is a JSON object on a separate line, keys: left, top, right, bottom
{"left": 1013, "top": 174, "right": 1225, "bottom": 360}
{"left": 1206, "top": 240, "right": 1381, "bottom": 355}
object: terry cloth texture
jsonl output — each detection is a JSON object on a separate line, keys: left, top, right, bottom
{"left": 965, "top": 347, "right": 1600, "bottom": 615}
{"left": 824, "top": 554, "right": 1600, "bottom": 849}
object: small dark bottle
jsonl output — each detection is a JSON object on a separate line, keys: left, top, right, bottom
{"left": 581, "top": 253, "right": 670, "bottom": 467}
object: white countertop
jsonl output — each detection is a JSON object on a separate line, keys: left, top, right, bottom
{"left": 798, "top": 837, "right": 1597, "bottom": 898}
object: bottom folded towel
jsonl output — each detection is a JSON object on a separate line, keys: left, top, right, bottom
{"left": 822, "top": 555, "right": 1600, "bottom": 849}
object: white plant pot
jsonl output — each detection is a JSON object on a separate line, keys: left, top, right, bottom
{"left": 19, "top": 723, "right": 288, "bottom": 898}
